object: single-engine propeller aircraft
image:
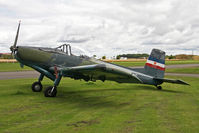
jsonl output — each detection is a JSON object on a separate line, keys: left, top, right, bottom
{"left": 10, "top": 21, "right": 189, "bottom": 97}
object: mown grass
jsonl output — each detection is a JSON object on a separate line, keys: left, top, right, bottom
{"left": 166, "top": 67, "right": 199, "bottom": 74}
{"left": 0, "top": 76, "right": 198, "bottom": 133}
{"left": 112, "top": 61, "right": 145, "bottom": 67}
{"left": 165, "top": 60, "right": 199, "bottom": 65}
{"left": 0, "top": 63, "right": 32, "bottom": 72}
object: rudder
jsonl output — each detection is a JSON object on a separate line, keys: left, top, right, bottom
{"left": 144, "top": 49, "right": 165, "bottom": 78}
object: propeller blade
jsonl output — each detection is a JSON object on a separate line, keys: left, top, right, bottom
{"left": 13, "top": 20, "right": 21, "bottom": 48}
{"left": 10, "top": 21, "right": 21, "bottom": 57}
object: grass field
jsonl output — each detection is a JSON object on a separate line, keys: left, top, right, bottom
{"left": 166, "top": 67, "right": 199, "bottom": 74}
{"left": 0, "top": 76, "right": 198, "bottom": 133}
{"left": 0, "top": 63, "right": 32, "bottom": 72}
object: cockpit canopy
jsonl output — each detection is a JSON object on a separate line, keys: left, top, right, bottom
{"left": 54, "top": 44, "right": 89, "bottom": 57}
{"left": 55, "top": 44, "right": 72, "bottom": 55}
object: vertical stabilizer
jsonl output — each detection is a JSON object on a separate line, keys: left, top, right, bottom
{"left": 144, "top": 49, "right": 165, "bottom": 78}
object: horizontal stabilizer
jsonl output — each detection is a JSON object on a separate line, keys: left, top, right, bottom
{"left": 154, "top": 78, "right": 190, "bottom": 85}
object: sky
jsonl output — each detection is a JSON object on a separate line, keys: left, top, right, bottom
{"left": 0, "top": 0, "right": 199, "bottom": 57}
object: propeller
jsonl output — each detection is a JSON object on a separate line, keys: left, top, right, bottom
{"left": 10, "top": 20, "right": 21, "bottom": 56}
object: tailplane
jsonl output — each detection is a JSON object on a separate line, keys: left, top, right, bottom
{"left": 154, "top": 77, "right": 189, "bottom": 85}
{"left": 144, "top": 49, "right": 165, "bottom": 78}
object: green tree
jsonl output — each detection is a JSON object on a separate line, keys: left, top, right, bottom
{"left": 116, "top": 55, "right": 120, "bottom": 59}
{"left": 168, "top": 55, "right": 175, "bottom": 59}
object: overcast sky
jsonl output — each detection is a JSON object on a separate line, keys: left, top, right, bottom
{"left": 0, "top": 0, "right": 199, "bottom": 57}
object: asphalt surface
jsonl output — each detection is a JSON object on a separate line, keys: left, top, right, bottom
{"left": 0, "top": 64, "right": 199, "bottom": 80}
{"left": 0, "top": 71, "right": 39, "bottom": 80}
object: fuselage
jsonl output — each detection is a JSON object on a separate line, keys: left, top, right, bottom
{"left": 15, "top": 46, "right": 158, "bottom": 86}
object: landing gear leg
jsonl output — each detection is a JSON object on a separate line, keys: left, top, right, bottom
{"left": 31, "top": 74, "right": 44, "bottom": 92}
{"left": 44, "top": 73, "right": 62, "bottom": 97}
{"left": 156, "top": 86, "right": 162, "bottom": 90}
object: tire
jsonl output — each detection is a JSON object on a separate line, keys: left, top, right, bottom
{"left": 157, "top": 86, "right": 162, "bottom": 90}
{"left": 44, "top": 86, "right": 57, "bottom": 97}
{"left": 32, "top": 82, "right": 42, "bottom": 92}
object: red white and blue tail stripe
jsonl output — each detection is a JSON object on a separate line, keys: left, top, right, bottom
{"left": 145, "top": 59, "right": 165, "bottom": 71}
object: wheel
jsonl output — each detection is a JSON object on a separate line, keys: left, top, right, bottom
{"left": 157, "top": 86, "right": 162, "bottom": 90}
{"left": 44, "top": 86, "right": 57, "bottom": 97}
{"left": 32, "top": 82, "right": 42, "bottom": 92}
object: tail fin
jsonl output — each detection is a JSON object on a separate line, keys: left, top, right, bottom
{"left": 144, "top": 49, "right": 165, "bottom": 78}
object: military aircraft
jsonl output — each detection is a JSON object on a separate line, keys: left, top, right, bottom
{"left": 10, "top": 22, "right": 189, "bottom": 97}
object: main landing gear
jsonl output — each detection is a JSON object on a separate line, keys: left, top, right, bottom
{"left": 44, "top": 72, "right": 62, "bottom": 97}
{"left": 44, "top": 86, "right": 57, "bottom": 97}
{"left": 32, "top": 81, "right": 43, "bottom": 92}
{"left": 31, "top": 73, "right": 62, "bottom": 97}
{"left": 32, "top": 74, "right": 44, "bottom": 92}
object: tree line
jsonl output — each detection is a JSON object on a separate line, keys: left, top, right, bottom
{"left": 118, "top": 53, "right": 149, "bottom": 59}
{"left": 0, "top": 54, "right": 13, "bottom": 59}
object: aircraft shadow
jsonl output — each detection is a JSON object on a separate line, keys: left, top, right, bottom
{"left": 136, "top": 85, "right": 185, "bottom": 93}
{"left": 52, "top": 85, "right": 184, "bottom": 109}
{"left": 16, "top": 84, "right": 184, "bottom": 109}
{"left": 58, "top": 85, "right": 184, "bottom": 94}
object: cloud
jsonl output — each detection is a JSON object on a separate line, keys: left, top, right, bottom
{"left": 0, "top": 0, "right": 199, "bottom": 57}
{"left": 58, "top": 38, "right": 90, "bottom": 43}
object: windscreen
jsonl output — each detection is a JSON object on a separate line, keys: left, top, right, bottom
{"left": 71, "top": 46, "right": 91, "bottom": 57}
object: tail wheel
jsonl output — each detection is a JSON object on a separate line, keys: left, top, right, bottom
{"left": 44, "top": 86, "right": 57, "bottom": 97}
{"left": 157, "top": 86, "right": 162, "bottom": 90}
{"left": 32, "top": 82, "right": 42, "bottom": 92}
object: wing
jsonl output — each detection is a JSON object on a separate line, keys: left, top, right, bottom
{"left": 154, "top": 78, "right": 189, "bottom": 85}
{"left": 50, "top": 64, "right": 142, "bottom": 83}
